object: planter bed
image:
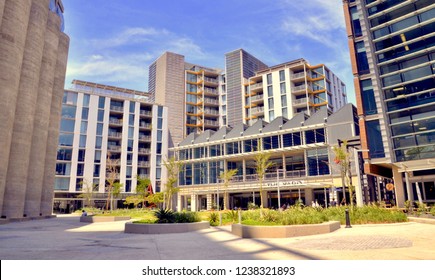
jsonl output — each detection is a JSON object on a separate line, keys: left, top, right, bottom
{"left": 124, "top": 221, "right": 209, "bottom": 234}
{"left": 231, "top": 221, "right": 341, "bottom": 238}
{"left": 80, "top": 216, "right": 131, "bottom": 223}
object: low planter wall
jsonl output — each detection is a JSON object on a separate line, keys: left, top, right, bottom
{"left": 125, "top": 221, "right": 210, "bottom": 234}
{"left": 80, "top": 216, "right": 131, "bottom": 223}
{"left": 232, "top": 221, "right": 341, "bottom": 238}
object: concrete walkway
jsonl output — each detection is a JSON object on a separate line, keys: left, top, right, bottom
{"left": 0, "top": 215, "right": 434, "bottom": 260}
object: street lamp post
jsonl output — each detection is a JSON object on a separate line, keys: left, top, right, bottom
{"left": 276, "top": 169, "right": 285, "bottom": 210}
{"left": 353, "top": 148, "right": 369, "bottom": 207}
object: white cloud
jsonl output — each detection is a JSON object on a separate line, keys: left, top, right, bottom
{"left": 66, "top": 26, "right": 207, "bottom": 90}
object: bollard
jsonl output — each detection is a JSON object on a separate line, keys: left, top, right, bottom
{"left": 219, "top": 212, "right": 222, "bottom": 226}
{"left": 345, "top": 208, "right": 352, "bottom": 228}
{"left": 238, "top": 209, "right": 242, "bottom": 224}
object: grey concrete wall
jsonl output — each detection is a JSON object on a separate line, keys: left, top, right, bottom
{"left": 0, "top": 0, "right": 32, "bottom": 218}
{"left": 1, "top": 0, "right": 69, "bottom": 219}
{"left": 125, "top": 221, "right": 210, "bottom": 234}
{"left": 24, "top": 12, "right": 61, "bottom": 217}
{"left": 4, "top": 0, "right": 49, "bottom": 219}
{"left": 41, "top": 32, "right": 69, "bottom": 216}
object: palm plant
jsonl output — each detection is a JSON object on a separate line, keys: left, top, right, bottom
{"left": 219, "top": 169, "right": 238, "bottom": 210}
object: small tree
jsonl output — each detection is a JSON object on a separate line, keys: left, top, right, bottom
{"left": 146, "top": 192, "right": 164, "bottom": 208}
{"left": 255, "top": 140, "right": 274, "bottom": 210}
{"left": 77, "top": 179, "right": 95, "bottom": 208}
{"left": 124, "top": 195, "right": 142, "bottom": 208}
{"left": 136, "top": 175, "right": 151, "bottom": 208}
{"left": 332, "top": 140, "right": 354, "bottom": 207}
{"left": 105, "top": 153, "right": 120, "bottom": 211}
{"left": 163, "top": 156, "right": 184, "bottom": 210}
{"left": 219, "top": 169, "right": 238, "bottom": 210}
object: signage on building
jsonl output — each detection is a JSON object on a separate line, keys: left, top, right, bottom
{"left": 266, "top": 180, "right": 306, "bottom": 187}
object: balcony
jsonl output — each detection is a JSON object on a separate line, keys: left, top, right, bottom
{"left": 109, "top": 118, "right": 123, "bottom": 126}
{"left": 203, "top": 77, "right": 219, "bottom": 86}
{"left": 140, "top": 110, "right": 152, "bottom": 117}
{"left": 204, "top": 120, "right": 219, "bottom": 127}
{"left": 291, "top": 72, "right": 306, "bottom": 81}
{"left": 291, "top": 85, "right": 307, "bottom": 93}
{"left": 203, "top": 88, "right": 218, "bottom": 96}
{"left": 110, "top": 105, "right": 124, "bottom": 113}
{"left": 293, "top": 98, "right": 308, "bottom": 106}
{"left": 107, "top": 145, "right": 121, "bottom": 152}
{"left": 108, "top": 131, "right": 122, "bottom": 139}
{"left": 229, "top": 170, "right": 306, "bottom": 183}
{"left": 139, "top": 135, "right": 151, "bottom": 142}
{"left": 251, "top": 106, "right": 264, "bottom": 116}
{"left": 139, "top": 122, "right": 152, "bottom": 130}
{"left": 137, "top": 161, "right": 150, "bottom": 167}
{"left": 138, "top": 148, "right": 151, "bottom": 154}
{"left": 203, "top": 98, "right": 219, "bottom": 106}
{"left": 250, "top": 94, "right": 264, "bottom": 104}
{"left": 250, "top": 82, "right": 263, "bottom": 92}
{"left": 203, "top": 109, "right": 219, "bottom": 116}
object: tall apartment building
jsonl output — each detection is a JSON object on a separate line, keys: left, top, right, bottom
{"left": 244, "top": 59, "right": 347, "bottom": 125}
{"left": 148, "top": 52, "right": 223, "bottom": 147}
{"left": 0, "top": 0, "right": 69, "bottom": 219}
{"left": 343, "top": 0, "right": 435, "bottom": 206}
{"left": 225, "top": 49, "right": 269, "bottom": 127}
{"left": 54, "top": 80, "right": 168, "bottom": 212}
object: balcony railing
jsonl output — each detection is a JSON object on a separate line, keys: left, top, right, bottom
{"left": 140, "top": 110, "right": 152, "bottom": 116}
{"left": 110, "top": 105, "right": 124, "bottom": 112}
{"left": 219, "top": 170, "right": 306, "bottom": 184}
{"left": 293, "top": 98, "right": 307, "bottom": 105}
{"left": 291, "top": 72, "right": 305, "bottom": 79}
{"left": 291, "top": 85, "right": 306, "bottom": 92}
{"left": 139, "top": 135, "right": 151, "bottom": 141}
{"left": 204, "top": 120, "right": 219, "bottom": 126}
{"left": 108, "top": 132, "right": 122, "bottom": 138}
{"left": 138, "top": 148, "right": 151, "bottom": 154}
{"left": 137, "top": 161, "right": 150, "bottom": 167}
{"left": 107, "top": 145, "right": 121, "bottom": 152}
{"left": 109, "top": 118, "right": 123, "bottom": 125}
{"left": 250, "top": 82, "right": 263, "bottom": 90}
{"left": 251, "top": 106, "right": 264, "bottom": 114}
{"left": 139, "top": 123, "right": 152, "bottom": 129}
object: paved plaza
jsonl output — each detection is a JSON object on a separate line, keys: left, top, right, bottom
{"left": 0, "top": 215, "right": 434, "bottom": 260}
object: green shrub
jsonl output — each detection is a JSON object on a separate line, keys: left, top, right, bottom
{"left": 209, "top": 212, "right": 219, "bottom": 226}
{"left": 154, "top": 208, "right": 175, "bottom": 223}
{"left": 430, "top": 206, "right": 435, "bottom": 216}
{"left": 223, "top": 210, "right": 239, "bottom": 222}
{"left": 173, "top": 211, "right": 200, "bottom": 223}
{"left": 247, "top": 202, "right": 259, "bottom": 210}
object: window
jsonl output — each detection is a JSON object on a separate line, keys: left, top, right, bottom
{"left": 267, "top": 85, "right": 273, "bottom": 97}
{"left": 59, "top": 133, "right": 74, "bottom": 146}
{"left": 77, "top": 149, "right": 86, "bottom": 162}
{"left": 81, "top": 107, "right": 89, "bottom": 120}
{"left": 350, "top": 6, "right": 362, "bottom": 37}
{"left": 80, "top": 121, "right": 87, "bottom": 134}
{"left": 83, "top": 94, "right": 90, "bottom": 107}
{"left": 57, "top": 148, "right": 72, "bottom": 161}
{"left": 366, "top": 120, "right": 385, "bottom": 158}
{"left": 244, "top": 139, "right": 258, "bottom": 152}
{"left": 307, "top": 148, "right": 329, "bottom": 176}
{"left": 56, "top": 163, "right": 71, "bottom": 176}
{"left": 63, "top": 92, "right": 77, "bottom": 105}
{"left": 79, "top": 135, "right": 87, "bottom": 148}
{"left": 281, "top": 95, "right": 287, "bottom": 107}
{"left": 60, "top": 119, "right": 75, "bottom": 133}
{"left": 129, "top": 102, "right": 135, "bottom": 113}
{"left": 267, "top": 74, "right": 272, "bottom": 84}
{"left": 355, "top": 41, "right": 369, "bottom": 74}
{"left": 280, "top": 82, "right": 286, "bottom": 94}
{"left": 279, "top": 70, "right": 285, "bottom": 82}
{"left": 98, "top": 96, "right": 105, "bottom": 109}
{"left": 360, "top": 79, "right": 377, "bottom": 115}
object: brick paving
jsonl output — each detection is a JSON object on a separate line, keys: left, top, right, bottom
{"left": 0, "top": 215, "right": 434, "bottom": 260}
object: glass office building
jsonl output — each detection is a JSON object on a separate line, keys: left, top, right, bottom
{"left": 343, "top": 0, "right": 435, "bottom": 206}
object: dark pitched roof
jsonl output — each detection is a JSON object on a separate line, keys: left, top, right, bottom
{"left": 327, "top": 103, "right": 355, "bottom": 124}
{"left": 262, "top": 116, "right": 287, "bottom": 133}
{"left": 225, "top": 123, "right": 248, "bottom": 139}
{"left": 178, "top": 132, "right": 197, "bottom": 147}
{"left": 208, "top": 126, "right": 231, "bottom": 142}
{"left": 194, "top": 130, "right": 215, "bottom": 144}
{"left": 304, "top": 106, "right": 329, "bottom": 126}
{"left": 243, "top": 120, "right": 266, "bottom": 136}
{"left": 281, "top": 113, "right": 308, "bottom": 130}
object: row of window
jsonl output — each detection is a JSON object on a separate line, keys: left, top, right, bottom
{"left": 178, "top": 148, "right": 329, "bottom": 186}
{"left": 178, "top": 129, "right": 325, "bottom": 160}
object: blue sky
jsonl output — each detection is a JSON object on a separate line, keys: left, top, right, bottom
{"left": 63, "top": 0, "right": 356, "bottom": 104}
